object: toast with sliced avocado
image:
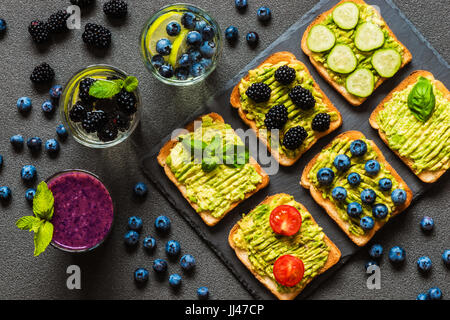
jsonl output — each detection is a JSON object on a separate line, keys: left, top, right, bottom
{"left": 300, "top": 131, "right": 412, "bottom": 246}
{"left": 228, "top": 193, "right": 341, "bottom": 300}
{"left": 301, "top": 0, "right": 412, "bottom": 106}
{"left": 230, "top": 51, "right": 342, "bottom": 167}
{"left": 157, "top": 113, "right": 270, "bottom": 227}
{"left": 370, "top": 70, "right": 450, "bottom": 183}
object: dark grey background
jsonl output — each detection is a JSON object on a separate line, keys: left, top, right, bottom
{"left": 0, "top": 0, "right": 448, "bottom": 300}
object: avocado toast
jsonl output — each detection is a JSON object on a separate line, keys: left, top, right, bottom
{"left": 230, "top": 51, "right": 342, "bottom": 166}
{"left": 229, "top": 193, "right": 341, "bottom": 300}
{"left": 157, "top": 113, "right": 269, "bottom": 227}
{"left": 301, "top": 131, "right": 412, "bottom": 246}
{"left": 370, "top": 70, "right": 450, "bottom": 183}
{"left": 301, "top": 0, "right": 412, "bottom": 106}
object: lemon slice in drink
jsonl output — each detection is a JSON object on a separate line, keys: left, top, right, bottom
{"left": 169, "top": 29, "right": 189, "bottom": 67}
{"left": 145, "top": 12, "right": 183, "bottom": 57}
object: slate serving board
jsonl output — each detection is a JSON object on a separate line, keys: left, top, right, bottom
{"left": 141, "top": 0, "right": 449, "bottom": 299}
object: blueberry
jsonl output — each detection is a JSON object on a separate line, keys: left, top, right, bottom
{"left": 420, "top": 216, "right": 434, "bottom": 232}
{"left": 372, "top": 203, "right": 388, "bottom": 219}
{"left": 21, "top": 165, "right": 37, "bottom": 182}
{"left": 360, "top": 216, "right": 374, "bottom": 230}
{"left": 317, "top": 167, "right": 334, "bottom": 185}
{"left": 235, "top": 0, "right": 248, "bottom": 11}
{"left": 347, "top": 172, "right": 361, "bottom": 186}
{"left": 10, "top": 135, "right": 24, "bottom": 150}
{"left": 45, "top": 139, "right": 60, "bottom": 155}
{"left": 347, "top": 202, "right": 362, "bottom": 218}
{"left": 332, "top": 186, "right": 347, "bottom": 201}
{"left": 41, "top": 99, "right": 55, "bottom": 114}
{"left": 378, "top": 178, "right": 392, "bottom": 191}
{"left": 416, "top": 293, "right": 429, "bottom": 300}
{"left": 49, "top": 85, "right": 63, "bottom": 100}
{"left": 369, "top": 244, "right": 383, "bottom": 259}
{"left": 199, "top": 58, "right": 212, "bottom": 69}
{"left": 56, "top": 124, "right": 68, "bottom": 140}
{"left": 365, "top": 260, "right": 378, "bottom": 271}
{"left": 365, "top": 159, "right": 380, "bottom": 175}
{"left": 128, "top": 216, "right": 143, "bottom": 231}
{"left": 124, "top": 230, "right": 140, "bottom": 246}
{"left": 180, "top": 254, "right": 196, "bottom": 271}
{"left": 389, "top": 246, "right": 406, "bottom": 263}
{"left": 0, "top": 19, "right": 6, "bottom": 32}
{"left": 442, "top": 249, "right": 450, "bottom": 266}
{"left": 201, "top": 25, "right": 215, "bottom": 41}
{"left": 360, "top": 189, "right": 376, "bottom": 205}
{"left": 257, "top": 6, "right": 272, "bottom": 22}
{"left": 194, "top": 20, "right": 207, "bottom": 33}
{"left": 417, "top": 256, "right": 432, "bottom": 273}
{"left": 178, "top": 53, "right": 191, "bottom": 67}
{"left": 27, "top": 137, "right": 42, "bottom": 153}
{"left": 166, "top": 240, "right": 181, "bottom": 257}
{"left": 428, "top": 287, "right": 442, "bottom": 300}
{"left": 197, "top": 286, "right": 209, "bottom": 299}
{"left": 190, "top": 63, "right": 205, "bottom": 77}
{"left": 391, "top": 189, "right": 407, "bottom": 205}
{"left": 166, "top": 21, "right": 181, "bottom": 36}
{"left": 155, "top": 215, "right": 171, "bottom": 232}
{"left": 188, "top": 49, "right": 202, "bottom": 63}
{"left": 246, "top": 31, "right": 259, "bottom": 47}
{"left": 25, "top": 188, "right": 36, "bottom": 203}
{"left": 0, "top": 155, "right": 2, "bottom": 170}
{"left": 17, "top": 97, "right": 32, "bottom": 113}
{"left": 225, "top": 26, "right": 239, "bottom": 42}
{"left": 199, "top": 41, "right": 216, "bottom": 58}
{"left": 186, "top": 31, "right": 202, "bottom": 47}
{"left": 333, "top": 154, "right": 351, "bottom": 171}
{"left": 349, "top": 139, "right": 367, "bottom": 157}
{"left": 158, "top": 64, "right": 174, "bottom": 78}
{"left": 181, "top": 12, "right": 196, "bottom": 29}
{"left": 151, "top": 54, "right": 165, "bottom": 68}
{"left": 169, "top": 273, "right": 182, "bottom": 287}
{"left": 134, "top": 268, "right": 149, "bottom": 283}
{"left": 143, "top": 236, "right": 157, "bottom": 251}
{"left": 0, "top": 186, "right": 11, "bottom": 202}
{"left": 133, "top": 182, "right": 148, "bottom": 197}
{"left": 175, "top": 67, "right": 190, "bottom": 80}
{"left": 153, "top": 259, "right": 168, "bottom": 273}
{"left": 156, "top": 38, "right": 172, "bottom": 56}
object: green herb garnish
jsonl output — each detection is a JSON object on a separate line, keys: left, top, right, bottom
{"left": 88, "top": 76, "right": 139, "bottom": 99}
{"left": 407, "top": 76, "right": 436, "bottom": 122}
{"left": 16, "top": 181, "right": 55, "bottom": 257}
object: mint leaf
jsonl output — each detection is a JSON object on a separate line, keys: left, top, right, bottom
{"left": 33, "top": 221, "right": 53, "bottom": 257}
{"left": 16, "top": 216, "right": 40, "bottom": 231}
{"left": 88, "top": 79, "right": 123, "bottom": 99}
{"left": 33, "top": 181, "right": 54, "bottom": 220}
{"left": 123, "top": 76, "right": 139, "bottom": 92}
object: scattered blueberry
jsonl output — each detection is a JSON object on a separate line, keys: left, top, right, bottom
{"left": 372, "top": 203, "right": 388, "bottom": 219}
{"left": 197, "top": 286, "right": 209, "bottom": 299}
{"left": 391, "top": 189, "right": 407, "bottom": 205}
{"left": 235, "top": 0, "right": 248, "bottom": 11}
{"left": 41, "top": 99, "right": 55, "bottom": 114}
{"left": 442, "top": 249, "right": 450, "bottom": 266}
{"left": 17, "top": 97, "right": 32, "bottom": 113}
{"left": 49, "top": 85, "right": 63, "bottom": 100}
{"left": 246, "top": 31, "right": 259, "bottom": 47}
{"left": 166, "top": 21, "right": 181, "bottom": 36}
{"left": 389, "top": 246, "right": 406, "bottom": 264}
{"left": 0, "top": 19, "right": 6, "bottom": 33}
{"left": 143, "top": 236, "right": 157, "bottom": 251}
{"left": 21, "top": 165, "right": 37, "bottom": 182}
{"left": 128, "top": 216, "right": 143, "bottom": 231}
{"left": 378, "top": 178, "right": 392, "bottom": 191}
{"left": 317, "top": 167, "right": 334, "bottom": 185}
{"left": 27, "top": 137, "right": 42, "bottom": 153}
{"left": 169, "top": 273, "right": 182, "bottom": 287}
{"left": 416, "top": 293, "right": 429, "bottom": 300}
{"left": 156, "top": 38, "right": 172, "bottom": 56}
{"left": 151, "top": 54, "right": 165, "bottom": 69}
{"left": 124, "top": 230, "right": 140, "bottom": 246}
{"left": 155, "top": 215, "right": 171, "bottom": 232}
{"left": 349, "top": 140, "right": 367, "bottom": 157}
{"left": 10, "top": 135, "right": 24, "bottom": 150}
{"left": 201, "top": 25, "right": 215, "bottom": 41}
{"left": 166, "top": 240, "right": 181, "bottom": 257}
{"left": 361, "top": 189, "right": 376, "bottom": 205}
{"left": 257, "top": 6, "right": 272, "bottom": 22}
{"left": 332, "top": 186, "right": 347, "bottom": 201}
{"left": 186, "top": 31, "right": 202, "bottom": 47}
{"left": 199, "top": 41, "right": 216, "bottom": 58}
{"left": 199, "top": 58, "right": 212, "bottom": 69}
{"left": 347, "top": 202, "right": 362, "bottom": 218}
{"left": 133, "top": 182, "right": 148, "bottom": 197}
{"left": 225, "top": 26, "right": 239, "bottom": 42}
{"left": 369, "top": 244, "right": 383, "bottom": 259}
{"left": 0, "top": 155, "right": 3, "bottom": 170}
{"left": 153, "top": 259, "right": 168, "bottom": 273}
{"left": 181, "top": 12, "right": 196, "bottom": 29}
{"left": 190, "top": 63, "right": 205, "bottom": 77}
{"left": 56, "top": 124, "right": 68, "bottom": 140}
{"left": 417, "top": 256, "right": 432, "bottom": 273}
{"left": 194, "top": 20, "right": 207, "bottom": 33}
{"left": 180, "top": 254, "right": 196, "bottom": 271}
{"left": 420, "top": 216, "right": 434, "bottom": 232}
{"left": 134, "top": 268, "right": 149, "bottom": 283}
{"left": 347, "top": 172, "right": 361, "bottom": 186}
{"left": 333, "top": 154, "right": 351, "bottom": 171}
{"left": 45, "top": 139, "right": 60, "bottom": 156}
{"left": 159, "top": 64, "right": 174, "bottom": 78}
{"left": 365, "top": 260, "right": 378, "bottom": 271}
{"left": 25, "top": 188, "right": 36, "bottom": 203}
{"left": 188, "top": 49, "right": 202, "bottom": 63}
{"left": 360, "top": 216, "right": 374, "bottom": 230}
{"left": 178, "top": 53, "right": 191, "bottom": 67}
{"left": 428, "top": 287, "right": 442, "bottom": 300}
{"left": 365, "top": 159, "right": 380, "bottom": 175}
{"left": 0, "top": 186, "right": 11, "bottom": 202}
{"left": 175, "top": 67, "right": 190, "bottom": 80}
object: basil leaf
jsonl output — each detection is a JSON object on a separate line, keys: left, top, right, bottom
{"left": 33, "top": 181, "right": 54, "bottom": 220}
{"left": 180, "top": 137, "right": 207, "bottom": 155}
{"left": 201, "top": 156, "right": 219, "bottom": 172}
{"left": 223, "top": 144, "right": 249, "bottom": 168}
{"left": 407, "top": 76, "right": 435, "bottom": 122}
{"left": 123, "top": 76, "right": 139, "bottom": 92}
{"left": 204, "top": 135, "right": 221, "bottom": 157}
{"left": 89, "top": 79, "right": 123, "bottom": 99}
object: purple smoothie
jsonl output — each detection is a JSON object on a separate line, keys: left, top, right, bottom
{"left": 48, "top": 171, "right": 114, "bottom": 252}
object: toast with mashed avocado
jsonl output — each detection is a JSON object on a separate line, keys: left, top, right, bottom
{"left": 157, "top": 113, "right": 270, "bottom": 227}
{"left": 230, "top": 51, "right": 342, "bottom": 166}
{"left": 301, "top": 0, "right": 412, "bottom": 106}
{"left": 301, "top": 131, "right": 412, "bottom": 246}
{"left": 229, "top": 193, "right": 341, "bottom": 300}
{"left": 370, "top": 70, "right": 450, "bottom": 183}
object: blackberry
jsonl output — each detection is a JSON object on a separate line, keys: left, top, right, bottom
{"left": 311, "top": 113, "right": 331, "bottom": 132}
{"left": 289, "top": 85, "right": 315, "bottom": 110}
{"left": 103, "top": 0, "right": 128, "bottom": 18}
{"left": 30, "top": 63, "right": 55, "bottom": 83}
{"left": 82, "top": 110, "right": 107, "bottom": 133}
{"left": 97, "top": 123, "right": 119, "bottom": 142}
{"left": 69, "top": 102, "right": 88, "bottom": 122}
{"left": 264, "top": 104, "right": 288, "bottom": 130}
{"left": 70, "top": 0, "right": 95, "bottom": 8}
{"left": 116, "top": 90, "right": 137, "bottom": 115}
{"left": 274, "top": 65, "right": 296, "bottom": 85}
{"left": 283, "top": 126, "right": 308, "bottom": 150}
{"left": 47, "top": 10, "right": 70, "bottom": 33}
{"left": 82, "top": 23, "right": 112, "bottom": 48}
{"left": 28, "top": 20, "right": 49, "bottom": 43}
{"left": 78, "top": 78, "right": 97, "bottom": 104}
{"left": 245, "top": 82, "right": 271, "bottom": 103}
{"left": 110, "top": 111, "right": 131, "bottom": 132}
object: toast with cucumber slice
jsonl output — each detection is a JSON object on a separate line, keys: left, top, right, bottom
{"left": 301, "top": 0, "right": 412, "bottom": 106}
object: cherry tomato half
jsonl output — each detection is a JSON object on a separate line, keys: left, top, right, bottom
{"left": 273, "top": 255, "right": 305, "bottom": 287}
{"left": 269, "top": 205, "right": 302, "bottom": 236}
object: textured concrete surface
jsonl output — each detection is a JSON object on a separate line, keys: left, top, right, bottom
{"left": 0, "top": 0, "right": 448, "bottom": 300}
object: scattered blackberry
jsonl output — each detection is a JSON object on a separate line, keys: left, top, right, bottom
{"left": 47, "top": 10, "right": 70, "bottom": 33}
{"left": 97, "top": 123, "right": 119, "bottom": 142}
{"left": 283, "top": 126, "right": 308, "bottom": 150}
{"left": 103, "top": 0, "right": 128, "bottom": 18}
{"left": 70, "top": 0, "right": 95, "bottom": 8}
{"left": 274, "top": 65, "right": 296, "bottom": 85}
{"left": 246, "top": 82, "right": 271, "bottom": 103}
{"left": 30, "top": 63, "right": 55, "bottom": 83}
{"left": 69, "top": 102, "right": 88, "bottom": 122}
{"left": 311, "top": 113, "right": 331, "bottom": 132}
{"left": 82, "top": 23, "right": 112, "bottom": 48}
{"left": 28, "top": 20, "right": 49, "bottom": 43}
{"left": 116, "top": 90, "right": 137, "bottom": 115}
{"left": 289, "top": 85, "right": 315, "bottom": 110}
{"left": 264, "top": 104, "right": 288, "bottom": 130}
{"left": 82, "top": 111, "right": 107, "bottom": 133}
{"left": 78, "top": 78, "right": 97, "bottom": 104}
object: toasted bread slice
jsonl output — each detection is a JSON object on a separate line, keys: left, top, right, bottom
{"left": 301, "top": 0, "right": 412, "bottom": 106}
{"left": 230, "top": 51, "right": 342, "bottom": 166}
{"left": 300, "top": 131, "right": 413, "bottom": 246}
{"left": 157, "top": 113, "right": 270, "bottom": 227}
{"left": 370, "top": 70, "right": 450, "bottom": 183}
{"left": 228, "top": 193, "right": 341, "bottom": 300}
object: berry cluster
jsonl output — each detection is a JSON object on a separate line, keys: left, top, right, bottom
{"left": 28, "top": 9, "right": 71, "bottom": 43}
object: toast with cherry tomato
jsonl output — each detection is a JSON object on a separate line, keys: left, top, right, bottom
{"left": 228, "top": 193, "right": 341, "bottom": 300}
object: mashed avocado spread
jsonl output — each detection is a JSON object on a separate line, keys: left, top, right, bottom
{"left": 376, "top": 81, "right": 450, "bottom": 173}
{"left": 233, "top": 194, "right": 330, "bottom": 293}
{"left": 166, "top": 115, "right": 262, "bottom": 219}
{"left": 238, "top": 61, "right": 339, "bottom": 158}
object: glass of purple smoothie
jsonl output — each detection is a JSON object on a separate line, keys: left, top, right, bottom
{"left": 46, "top": 170, "right": 114, "bottom": 253}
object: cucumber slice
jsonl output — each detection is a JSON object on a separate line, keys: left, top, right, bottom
{"left": 332, "top": 2, "right": 360, "bottom": 30}
{"left": 354, "top": 22, "right": 385, "bottom": 51}
{"left": 371, "top": 49, "right": 402, "bottom": 78}
{"left": 327, "top": 44, "right": 357, "bottom": 74}
{"left": 307, "top": 25, "right": 336, "bottom": 53}
{"left": 346, "top": 68, "right": 374, "bottom": 97}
